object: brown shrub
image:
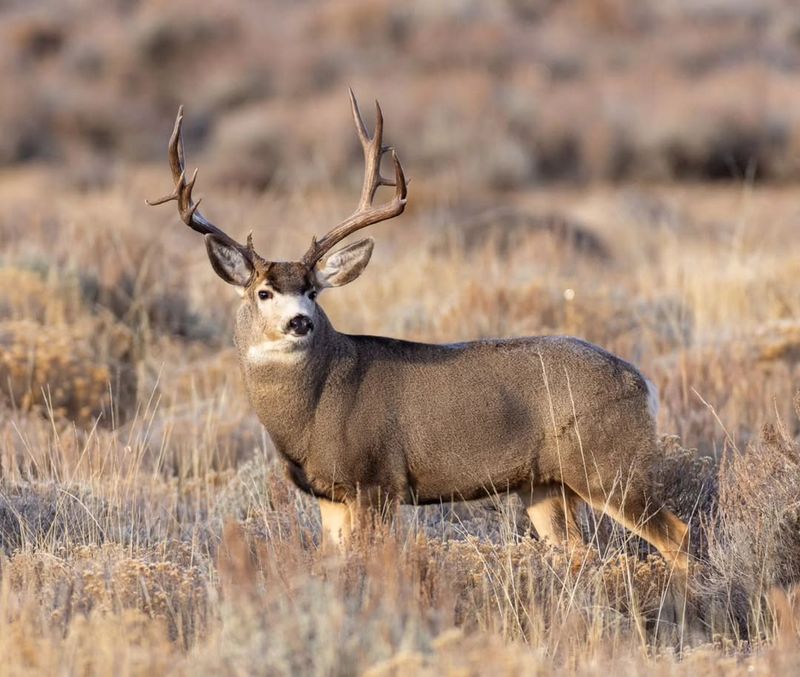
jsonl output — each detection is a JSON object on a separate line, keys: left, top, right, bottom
{"left": 0, "top": 318, "right": 136, "bottom": 426}
{"left": 702, "top": 411, "right": 800, "bottom": 634}
{"left": 5, "top": 542, "right": 208, "bottom": 648}
{"left": 0, "top": 266, "right": 85, "bottom": 325}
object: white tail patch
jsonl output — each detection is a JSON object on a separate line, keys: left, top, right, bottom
{"left": 645, "top": 378, "right": 660, "bottom": 419}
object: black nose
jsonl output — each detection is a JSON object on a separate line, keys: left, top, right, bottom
{"left": 287, "top": 314, "right": 313, "bottom": 336}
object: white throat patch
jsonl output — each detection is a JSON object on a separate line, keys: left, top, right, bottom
{"left": 246, "top": 339, "right": 307, "bottom": 364}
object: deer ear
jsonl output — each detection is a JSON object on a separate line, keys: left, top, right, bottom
{"left": 314, "top": 238, "right": 374, "bottom": 288}
{"left": 204, "top": 234, "right": 254, "bottom": 290}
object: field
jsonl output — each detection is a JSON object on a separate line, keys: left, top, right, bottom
{"left": 2, "top": 0, "right": 800, "bottom": 674}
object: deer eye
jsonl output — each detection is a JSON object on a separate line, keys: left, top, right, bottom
{"left": 308, "top": 290, "right": 317, "bottom": 301}
{"left": 257, "top": 290, "right": 273, "bottom": 301}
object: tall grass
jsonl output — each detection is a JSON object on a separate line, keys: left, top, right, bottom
{"left": 1, "top": 165, "right": 800, "bottom": 672}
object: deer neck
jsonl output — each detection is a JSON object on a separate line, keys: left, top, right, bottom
{"left": 237, "top": 312, "right": 352, "bottom": 462}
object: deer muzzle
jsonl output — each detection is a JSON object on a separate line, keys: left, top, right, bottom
{"left": 286, "top": 314, "right": 314, "bottom": 337}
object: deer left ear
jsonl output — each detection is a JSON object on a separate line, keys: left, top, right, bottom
{"left": 204, "top": 234, "right": 255, "bottom": 290}
{"left": 314, "top": 238, "right": 374, "bottom": 288}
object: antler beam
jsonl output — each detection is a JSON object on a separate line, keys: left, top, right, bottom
{"left": 302, "top": 89, "right": 407, "bottom": 269}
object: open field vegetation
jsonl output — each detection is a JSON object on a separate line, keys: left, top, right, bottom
{"left": 2, "top": 0, "right": 800, "bottom": 674}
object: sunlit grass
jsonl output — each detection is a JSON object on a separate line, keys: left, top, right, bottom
{"left": 0, "top": 165, "right": 800, "bottom": 672}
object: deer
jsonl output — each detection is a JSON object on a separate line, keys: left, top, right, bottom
{"left": 147, "top": 91, "right": 691, "bottom": 576}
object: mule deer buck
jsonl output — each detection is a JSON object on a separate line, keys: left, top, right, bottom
{"left": 148, "top": 92, "right": 690, "bottom": 574}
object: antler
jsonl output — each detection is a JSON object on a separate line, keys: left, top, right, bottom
{"left": 302, "top": 89, "right": 407, "bottom": 269}
{"left": 147, "top": 106, "right": 257, "bottom": 260}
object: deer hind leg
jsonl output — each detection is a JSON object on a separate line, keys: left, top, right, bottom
{"left": 579, "top": 488, "right": 703, "bottom": 638}
{"left": 518, "top": 483, "right": 583, "bottom": 548}
{"left": 579, "top": 489, "right": 690, "bottom": 575}
{"left": 318, "top": 498, "right": 354, "bottom": 549}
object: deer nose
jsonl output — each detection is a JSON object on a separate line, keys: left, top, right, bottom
{"left": 287, "top": 314, "right": 313, "bottom": 337}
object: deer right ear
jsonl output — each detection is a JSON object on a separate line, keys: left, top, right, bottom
{"left": 204, "top": 234, "right": 254, "bottom": 291}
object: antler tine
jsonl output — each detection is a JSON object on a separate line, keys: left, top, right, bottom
{"left": 171, "top": 106, "right": 186, "bottom": 180}
{"left": 147, "top": 107, "right": 255, "bottom": 257}
{"left": 350, "top": 88, "right": 370, "bottom": 146}
{"left": 303, "top": 90, "right": 407, "bottom": 268}
{"left": 354, "top": 93, "right": 386, "bottom": 211}
{"left": 146, "top": 106, "right": 187, "bottom": 206}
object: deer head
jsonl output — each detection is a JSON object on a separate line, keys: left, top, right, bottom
{"left": 148, "top": 91, "right": 407, "bottom": 359}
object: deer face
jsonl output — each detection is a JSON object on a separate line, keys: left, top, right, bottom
{"left": 148, "top": 91, "right": 405, "bottom": 362}
{"left": 203, "top": 235, "right": 374, "bottom": 360}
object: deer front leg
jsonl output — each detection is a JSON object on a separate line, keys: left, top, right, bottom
{"left": 318, "top": 488, "right": 398, "bottom": 549}
{"left": 318, "top": 498, "right": 354, "bottom": 549}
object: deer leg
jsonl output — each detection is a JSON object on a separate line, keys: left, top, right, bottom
{"left": 626, "top": 507, "right": 691, "bottom": 575}
{"left": 580, "top": 489, "right": 702, "bottom": 638}
{"left": 579, "top": 489, "right": 690, "bottom": 575}
{"left": 318, "top": 498, "right": 353, "bottom": 549}
{"left": 320, "top": 488, "right": 398, "bottom": 549}
{"left": 518, "top": 483, "right": 583, "bottom": 548}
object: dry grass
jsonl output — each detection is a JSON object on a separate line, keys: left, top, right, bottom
{"left": 0, "top": 167, "right": 798, "bottom": 673}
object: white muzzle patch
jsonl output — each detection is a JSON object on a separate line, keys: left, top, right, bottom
{"left": 246, "top": 291, "right": 317, "bottom": 364}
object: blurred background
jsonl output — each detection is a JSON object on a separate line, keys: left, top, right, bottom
{"left": 1, "top": 0, "right": 800, "bottom": 456}
{"left": 3, "top": 0, "right": 800, "bottom": 186}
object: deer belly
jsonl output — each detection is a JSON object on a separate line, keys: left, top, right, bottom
{"left": 404, "top": 403, "right": 538, "bottom": 504}
{"left": 407, "top": 441, "right": 533, "bottom": 503}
